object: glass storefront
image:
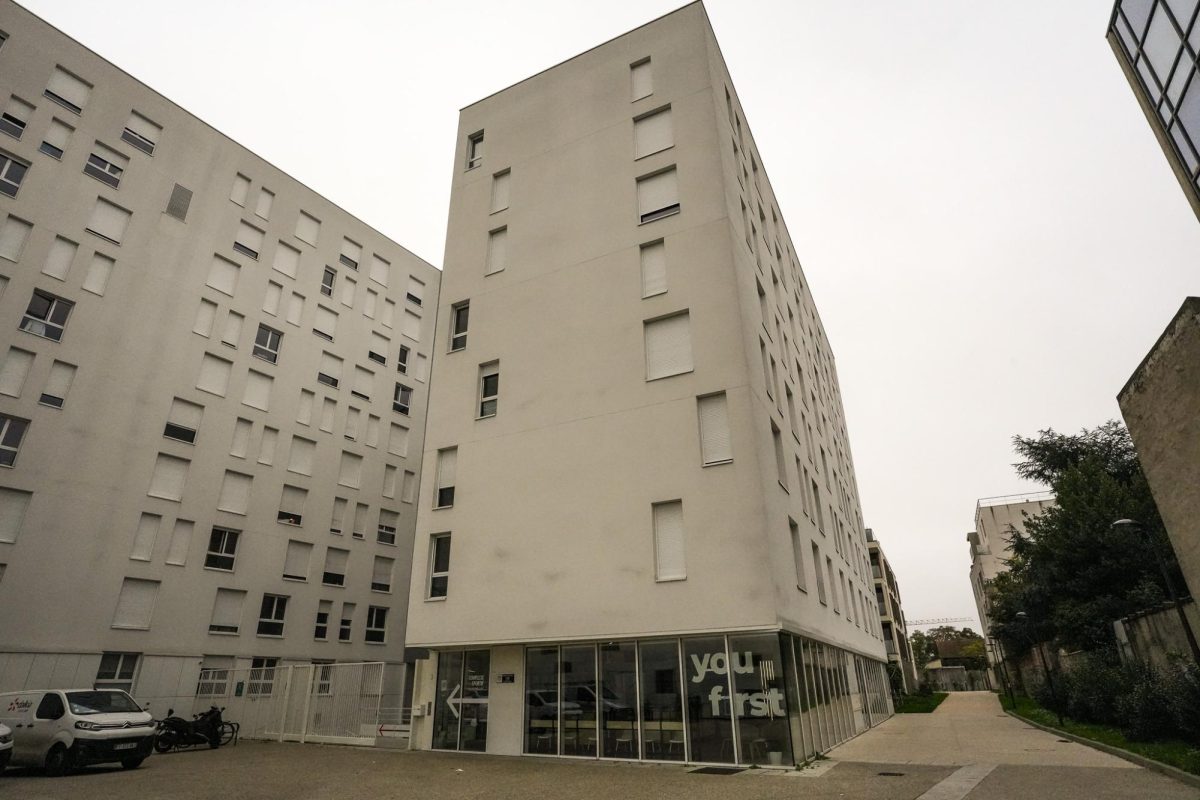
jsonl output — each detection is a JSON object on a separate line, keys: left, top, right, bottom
{"left": 518, "top": 632, "right": 892, "bottom": 765}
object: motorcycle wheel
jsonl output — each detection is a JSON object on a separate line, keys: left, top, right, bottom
{"left": 153, "top": 734, "right": 175, "bottom": 754}
{"left": 208, "top": 732, "right": 220, "bottom": 750}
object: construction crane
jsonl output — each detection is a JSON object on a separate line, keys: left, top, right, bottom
{"left": 907, "top": 617, "right": 974, "bottom": 627}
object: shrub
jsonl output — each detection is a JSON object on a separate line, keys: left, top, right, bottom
{"left": 1163, "top": 660, "right": 1200, "bottom": 744}
{"left": 1115, "top": 661, "right": 1177, "bottom": 741}
{"left": 1060, "top": 651, "right": 1123, "bottom": 725}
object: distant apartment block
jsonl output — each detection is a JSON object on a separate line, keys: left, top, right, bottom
{"left": 866, "top": 529, "right": 917, "bottom": 694}
{"left": 0, "top": 1, "right": 439, "bottom": 709}
{"left": 967, "top": 492, "right": 1055, "bottom": 674}
{"left": 405, "top": 2, "right": 892, "bottom": 766}
{"left": 1107, "top": 0, "right": 1200, "bottom": 220}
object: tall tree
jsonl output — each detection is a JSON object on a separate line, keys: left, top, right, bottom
{"left": 989, "top": 421, "right": 1176, "bottom": 654}
{"left": 909, "top": 630, "right": 935, "bottom": 667}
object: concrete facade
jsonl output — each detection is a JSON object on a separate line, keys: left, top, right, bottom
{"left": 406, "top": 2, "right": 891, "bottom": 766}
{"left": 1107, "top": 0, "right": 1200, "bottom": 223}
{"left": 1118, "top": 297, "right": 1200, "bottom": 604}
{"left": 967, "top": 494, "right": 1055, "bottom": 641}
{"left": 866, "top": 529, "right": 918, "bottom": 694}
{"left": 0, "top": 1, "right": 439, "bottom": 711}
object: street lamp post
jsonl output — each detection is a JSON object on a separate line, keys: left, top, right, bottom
{"left": 1015, "top": 611, "right": 1064, "bottom": 726}
{"left": 1112, "top": 519, "right": 1200, "bottom": 665}
{"left": 989, "top": 635, "right": 1017, "bottom": 710}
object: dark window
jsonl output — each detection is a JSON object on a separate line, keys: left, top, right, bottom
{"left": 19, "top": 290, "right": 73, "bottom": 341}
{"left": 253, "top": 325, "right": 281, "bottom": 364}
{"left": 450, "top": 302, "right": 469, "bottom": 351}
{"left": 35, "top": 693, "right": 65, "bottom": 720}
{"left": 0, "top": 413, "right": 29, "bottom": 467}
{"left": 163, "top": 422, "right": 196, "bottom": 444}
{"left": 205, "top": 527, "right": 239, "bottom": 571}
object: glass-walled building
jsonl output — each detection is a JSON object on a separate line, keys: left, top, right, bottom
{"left": 428, "top": 635, "right": 889, "bottom": 766}
{"left": 1108, "top": 0, "right": 1200, "bottom": 220}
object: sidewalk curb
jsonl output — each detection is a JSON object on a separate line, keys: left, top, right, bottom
{"left": 1004, "top": 710, "right": 1200, "bottom": 790}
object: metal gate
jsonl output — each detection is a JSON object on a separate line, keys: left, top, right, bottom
{"left": 190, "top": 661, "right": 388, "bottom": 746}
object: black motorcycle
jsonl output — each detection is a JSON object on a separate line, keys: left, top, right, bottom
{"left": 154, "top": 706, "right": 225, "bottom": 752}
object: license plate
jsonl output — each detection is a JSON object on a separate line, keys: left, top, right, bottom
{"left": 113, "top": 743, "right": 136, "bottom": 750}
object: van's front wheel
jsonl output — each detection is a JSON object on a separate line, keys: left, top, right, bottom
{"left": 44, "top": 744, "right": 73, "bottom": 777}
{"left": 120, "top": 756, "right": 144, "bottom": 770}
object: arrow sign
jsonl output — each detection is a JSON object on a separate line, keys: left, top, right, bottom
{"left": 446, "top": 684, "right": 462, "bottom": 719}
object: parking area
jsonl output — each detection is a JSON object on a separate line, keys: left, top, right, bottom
{"left": 5, "top": 695, "right": 1198, "bottom": 800}
{"left": 1, "top": 740, "right": 953, "bottom": 800}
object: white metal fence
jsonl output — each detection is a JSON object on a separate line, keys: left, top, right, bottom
{"left": 157, "top": 661, "right": 405, "bottom": 746}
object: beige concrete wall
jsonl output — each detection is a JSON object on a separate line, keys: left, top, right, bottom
{"left": 407, "top": 2, "right": 883, "bottom": 664}
{"left": 969, "top": 495, "right": 1054, "bottom": 638}
{"left": 1119, "top": 297, "right": 1200, "bottom": 602}
{"left": 486, "top": 645, "right": 525, "bottom": 756}
{"left": 0, "top": 0, "right": 439, "bottom": 693}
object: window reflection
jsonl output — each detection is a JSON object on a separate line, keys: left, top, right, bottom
{"left": 525, "top": 647, "right": 559, "bottom": 754}
{"left": 729, "top": 634, "right": 793, "bottom": 766}
{"left": 683, "top": 636, "right": 735, "bottom": 763}
{"left": 599, "top": 642, "right": 638, "bottom": 757}
{"left": 560, "top": 645, "right": 597, "bottom": 756}
{"left": 638, "top": 640, "right": 684, "bottom": 760}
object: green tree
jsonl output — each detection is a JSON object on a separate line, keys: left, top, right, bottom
{"left": 989, "top": 421, "right": 1176, "bottom": 654}
{"left": 909, "top": 630, "right": 935, "bottom": 667}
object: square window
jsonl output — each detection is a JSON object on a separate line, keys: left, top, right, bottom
{"left": 83, "top": 143, "right": 128, "bottom": 189}
{"left": 256, "top": 595, "right": 287, "bottom": 637}
{"left": 40, "top": 118, "right": 73, "bottom": 160}
{"left": 205, "top": 527, "right": 240, "bottom": 571}
{"left": 0, "top": 96, "right": 34, "bottom": 140}
{"left": 20, "top": 290, "right": 73, "bottom": 342}
{"left": 94, "top": 652, "right": 139, "bottom": 692}
{"left": 0, "top": 151, "right": 29, "bottom": 197}
{"left": 121, "top": 111, "right": 161, "bottom": 155}
{"left": 366, "top": 606, "right": 387, "bottom": 643}
{"left": 253, "top": 324, "right": 282, "bottom": 364}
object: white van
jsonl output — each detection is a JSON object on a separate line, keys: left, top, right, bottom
{"left": 0, "top": 689, "right": 155, "bottom": 775}
{"left": 0, "top": 722, "right": 12, "bottom": 770}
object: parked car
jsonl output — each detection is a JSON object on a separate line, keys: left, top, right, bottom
{"left": 526, "top": 690, "right": 582, "bottom": 719}
{"left": 0, "top": 689, "right": 155, "bottom": 775}
{"left": 0, "top": 722, "right": 12, "bottom": 771}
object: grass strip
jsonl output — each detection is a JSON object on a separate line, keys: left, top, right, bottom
{"left": 1000, "top": 693, "right": 1200, "bottom": 775}
{"left": 894, "top": 692, "right": 949, "bottom": 713}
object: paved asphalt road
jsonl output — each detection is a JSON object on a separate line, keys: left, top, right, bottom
{"left": 2, "top": 692, "right": 1196, "bottom": 799}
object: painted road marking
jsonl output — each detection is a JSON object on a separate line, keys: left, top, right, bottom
{"left": 915, "top": 763, "right": 998, "bottom": 800}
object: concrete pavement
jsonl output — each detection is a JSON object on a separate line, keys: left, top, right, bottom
{"left": 3, "top": 693, "right": 1196, "bottom": 799}
{"left": 831, "top": 690, "right": 1133, "bottom": 767}
{"left": 828, "top": 691, "right": 1198, "bottom": 799}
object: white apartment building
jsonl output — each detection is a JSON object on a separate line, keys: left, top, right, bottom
{"left": 406, "top": 2, "right": 892, "bottom": 766}
{"left": 866, "top": 529, "right": 917, "bottom": 694}
{"left": 967, "top": 492, "right": 1055, "bottom": 676}
{"left": 0, "top": 1, "right": 439, "bottom": 715}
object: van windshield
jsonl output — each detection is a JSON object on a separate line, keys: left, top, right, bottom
{"left": 65, "top": 690, "right": 142, "bottom": 715}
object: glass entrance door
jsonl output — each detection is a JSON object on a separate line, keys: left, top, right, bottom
{"left": 432, "top": 649, "right": 490, "bottom": 751}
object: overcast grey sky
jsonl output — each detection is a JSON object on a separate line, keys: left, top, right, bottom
{"left": 21, "top": 0, "right": 1200, "bottom": 632}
